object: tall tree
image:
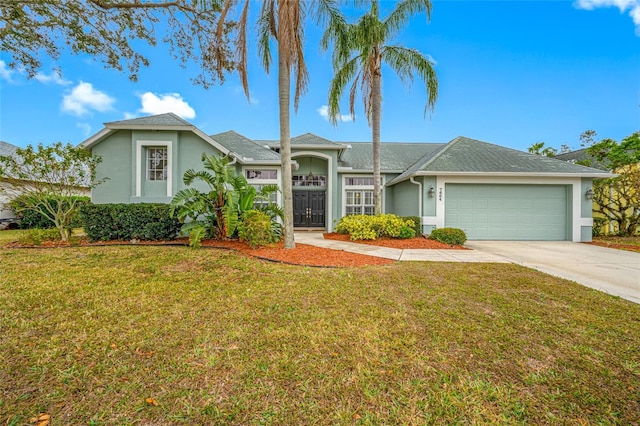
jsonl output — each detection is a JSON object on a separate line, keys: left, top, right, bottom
{"left": 212, "top": 0, "right": 340, "bottom": 248}
{"left": 0, "top": 0, "right": 235, "bottom": 84}
{"left": 322, "top": 0, "right": 438, "bottom": 214}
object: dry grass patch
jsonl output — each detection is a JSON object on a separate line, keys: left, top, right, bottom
{"left": 0, "top": 245, "right": 639, "bottom": 425}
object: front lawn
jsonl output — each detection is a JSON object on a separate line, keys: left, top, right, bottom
{"left": 1, "top": 245, "right": 638, "bottom": 424}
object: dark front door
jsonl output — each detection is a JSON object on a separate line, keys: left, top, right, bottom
{"left": 294, "top": 191, "right": 325, "bottom": 228}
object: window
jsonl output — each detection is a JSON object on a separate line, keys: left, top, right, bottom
{"left": 246, "top": 169, "right": 278, "bottom": 180}
{"left": 346, "top": 190, "right": 375, "bottom": 215}
{"left": 251, "top": 184, "right": 279, "bottom": 208}
{"left": 345, "top": 177, "right": 374, "bottom": 186}
{"left": 147, "top": 147, "right": 168, "bottom": 181}
{"left": 292, "top": 175, "right": 326, "bottom": 187}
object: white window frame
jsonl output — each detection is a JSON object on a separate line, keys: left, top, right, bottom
{"left": 342, "top": 174, "right": 380, "bottom": 216}
{"left": 136, "top": 140, "right": 172, "bottom": 197}
{"left": 242, "top": 166, "right": 280, "bottom": 206}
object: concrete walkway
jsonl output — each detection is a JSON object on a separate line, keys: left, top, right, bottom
{"left": 293, "top": 232, "right": 508, "bottom": 263}
{"left": 466, "top": 241, "right": 640, "bottom": 304}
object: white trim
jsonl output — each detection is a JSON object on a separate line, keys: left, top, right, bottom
{"left": 432, "top": 176, "right": 584, "bottom": 242}
{"left": 136, "top": 140, "right": 172, "bottom": 198}
{"left": 291, "top": 151, "right": 333, "bottom": 231}
{"left": 341, "top": 174, "right": 384, "bottom": 217}
{"left": 242, "top": 165, "right": 280, "bottom": 206}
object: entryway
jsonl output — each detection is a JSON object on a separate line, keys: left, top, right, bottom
{"left": 293, "top": 191, "right": 325, "bottom": 228}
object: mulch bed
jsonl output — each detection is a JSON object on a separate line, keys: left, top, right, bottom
{"left": 4, "top": 234, "right": 466, "bottom": 267}
{"left": 323, "top": 232, "right": 468, "bottom": 250}
{"left": 586, "top": 241, "right": 640, "bottom": 253}
{"left": 4, "top": 237, "right": 395, "bottom": 268}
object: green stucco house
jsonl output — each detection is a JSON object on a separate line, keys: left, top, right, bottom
{"left": 80, "top": 113, "right": 610, "bottom": 242}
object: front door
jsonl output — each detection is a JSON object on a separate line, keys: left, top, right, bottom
{"left": 294, "top": 191, "right": 325, "bottom": 228}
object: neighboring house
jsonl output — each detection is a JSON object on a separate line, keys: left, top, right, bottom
{"left": 80, "top": 113, "right": 611, "bottom": 242}
{"left": 0, "top": 141, "right": 19, "bottom": 226}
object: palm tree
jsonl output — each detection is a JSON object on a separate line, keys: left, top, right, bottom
{"left": 322, "top": 0, "right": 438, "bottom": 214}
{"left": 211, "top": 0, "right": 341, "bottom": 248}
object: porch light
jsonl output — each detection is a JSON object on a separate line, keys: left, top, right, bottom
{"left": 428, "top": 186, "right": 435, "bottom": 198}
{"left": 585, "top": 188, "right": 594, "bottom": 200}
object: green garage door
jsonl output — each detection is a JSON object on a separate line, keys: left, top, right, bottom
{"left": 445, "top": 184, "right": 569, "bottom": 240}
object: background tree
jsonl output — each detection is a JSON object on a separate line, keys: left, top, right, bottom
{"left": 322, "top": 0, "right": 438, "bottom": 214}
{"left": 212, "top": 0, "right": 341, "bottom": 248}
{"left": 0, "top": 0, "right": 235, "bottom": 85}
{"left": 585, "top": 132, "right": 640, "bottom": 236}
{"left": 527, "top": 142, "right": 557, "bottom": 157}
{"left": 0, "top": 142, "right": 104, "bottom": 241}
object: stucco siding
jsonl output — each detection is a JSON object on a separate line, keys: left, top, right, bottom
{"left": 392, "top": 180, "right": 420, "bottom": 217}
{"left": 92, "top": 130, "right": 134, "bottom": 203}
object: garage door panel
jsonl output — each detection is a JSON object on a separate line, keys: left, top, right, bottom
{"left": 445, "top": 184, "right": 568, "bottom": 241}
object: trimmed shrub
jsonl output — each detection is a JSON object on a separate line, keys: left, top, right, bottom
{"left": 429, "top": 227, "right": 467, "bottom": 246}
{"left": 79, "top": 203, "right": 181, "bottom": 242}
{"left": 334, "top": 214, "right": 416, "bottom": 241}
{"left": 10, "top": 195, "right": 90, "bottom": 229}
{"left": 237, "top": 210, "right": 281, "bottom": 249}
{"left": 402, "top": 216, "right": 422, "bottom": 236}
{"left": 18, "top": 228, "right": 61, "bottom": 245}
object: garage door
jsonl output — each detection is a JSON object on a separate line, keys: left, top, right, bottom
{"left": 445, "top": 184, "right": 569, "bottom": 240}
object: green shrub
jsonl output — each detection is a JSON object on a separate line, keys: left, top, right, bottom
{"left": 79, "top": 203, "right": 181, "bottom": 242}
{"left": 334, "top": 214, "right": 417, "bottom": 241}
{"left": 10, "top": 195, "right": 90, "bottom": 229}
{"left": 237, "top": 210, "right": 281, "bottom": 249}
{"left": 402, "top": 216, "right": 422, "bottom": 236}
{"left": 429, "top": 227, "right": 467, "bottom": 245}
{"left": 18, "top": 228, "right": 61, "bottom": 245}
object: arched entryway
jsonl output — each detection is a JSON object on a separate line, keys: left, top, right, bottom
{"left": 291, "top": 153, "right": 331, "bottom": 229}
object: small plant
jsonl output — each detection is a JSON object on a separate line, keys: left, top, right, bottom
{"left": 334, "top": 214, "right": 417, "bottom": 240}
{"left": 18, "top": 228, "right": 61, "bottom": 245}
{"left": 592, "top": 217, "right": 608, "bottom": 237}
{"left": 429, "top": 227, "right": 467, "bottom": 246}
{"left": 402, "top": 216, "right": 422, "bottom": 236}
{"left": 238, "top": 210, "right": 282, "bottom": 249}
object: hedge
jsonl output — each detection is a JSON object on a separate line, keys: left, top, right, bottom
{"left": 79, "top": 203, "right": 181, "bottom": 242}
{"left": 9, "top": 195, "right": 90, "bottom": 229}
{"left": 334, "top": 214, "right": 416, "bottom": 240}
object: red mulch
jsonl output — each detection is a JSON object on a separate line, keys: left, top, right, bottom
{"left": 585, "top": 241, "right": 640, "bottom": 253}
{"left": 323, "top": 232, "right": 468, "bottom": 250}
{"left": 5, "top": 237, "right": 394, "bottom": 268}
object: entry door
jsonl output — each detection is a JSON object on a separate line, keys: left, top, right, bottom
{"left": 294, "top": 191, "right": 325, "bottom": 228}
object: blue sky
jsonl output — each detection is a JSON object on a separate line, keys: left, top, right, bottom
{"left": 1, "top": 0, "right": 638, "bottom": 151}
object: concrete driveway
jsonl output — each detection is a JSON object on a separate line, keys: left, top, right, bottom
{"left": 465, "top": 241, "right": 640, "bottom": 304}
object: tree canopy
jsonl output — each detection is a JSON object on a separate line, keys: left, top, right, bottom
{"left": 0, "top": 0, "right": 235, "bottom": 85}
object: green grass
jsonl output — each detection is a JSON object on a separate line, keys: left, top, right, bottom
{"left": 593, "top": 235, "right": 640, "bottom": 247}
{"left": 1, "top": 244, "right": 639, "bottom": 425}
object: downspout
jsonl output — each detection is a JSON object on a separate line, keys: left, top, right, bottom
{"left": 409, "top": 176, "right": 423, "bottom": 219}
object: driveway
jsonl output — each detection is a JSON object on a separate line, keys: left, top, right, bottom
{"left": 465, "top": 241, "right": 640, "bottom": 304}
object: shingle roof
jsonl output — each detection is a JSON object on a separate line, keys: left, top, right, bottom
{"left": 211, "top": 131, "right": 281, "bottom": 162}
{"left": 106, "top": 112, "right": 192, "bottom": 128}
{"left": 554, "top": 148, "right": 609, "bottom": 170}
{"left": 388, "top": 136, "right": 611, "bottom": 185}
{"left": 339, "top": 142, "right": 443, "bottom": 171}
{"left": 0, "top": 141, "right": 18, "bottom": 157}
{"left": 259, "top": 133, "right": 347, "bottom": 149}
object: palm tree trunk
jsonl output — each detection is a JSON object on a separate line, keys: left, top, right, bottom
{"left": 372, "top": 69, "right": 382, "bottom": 215}
{"left": 278, "top": 36, "right": 295, "bottom": 249}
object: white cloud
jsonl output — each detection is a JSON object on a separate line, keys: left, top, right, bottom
{"left": 76, "top": 122, "right": 92, "bottom": 137}
{"left": 138, "top": 92, "right": 196, "bottom": 119}
{"left": 123, "top": 112, "right": 137, "bottom": 120}
{"left": 62, "top": 82, "right": 115, "bottom": 116}
{"left": 233, "top": 86, "right": 259, "bottom": 105}
{"left": 574, "top": 0, "right": 640, "bottom": 34}
{"left": 318, "top": 105, "right": 354, "bottom": 122}
{"left": 0, "top": 60, "right": 15, "bottom": 82}
{"left": 34, "top": 71, "right": 71, "bottom": 86}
